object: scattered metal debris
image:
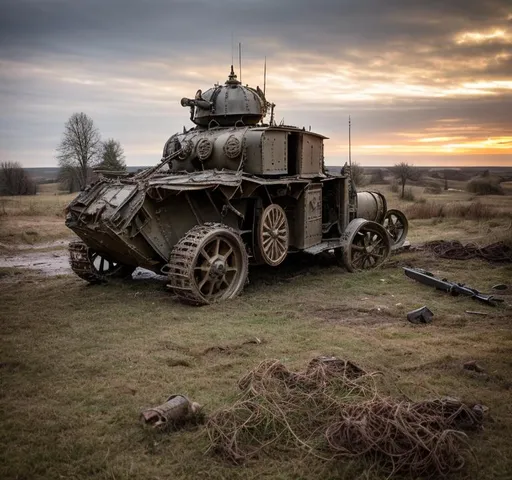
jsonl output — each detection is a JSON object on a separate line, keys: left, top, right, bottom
{"left": 141, "top": 394, "right": 201, "bottom": 429}
{"left": 419, "top": 240, "right": 512, "bottom": 263}
{"left": 403, "top": 267, "right": 504, "bottom": 306}
{"left": 407, "top": 306, "right": 434, "bottom": 324}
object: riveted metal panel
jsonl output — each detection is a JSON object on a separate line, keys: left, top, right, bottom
{"left": 293, "top": 183, "right": 323, "bottom": 249}
{"left": 244, "top": 129, "right": 287, "bottom": 175}
{"left": 300, "top": 133, "right": 324, "bottom": 176}
{"left": 261, "top": 131, "right": 287, "bottom": 174}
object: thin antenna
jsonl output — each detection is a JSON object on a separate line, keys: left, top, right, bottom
{"left": 231, "top": 32, "right": 234, "bottom": 66}
{"left": 263, "top": 56, "right": 267, "bottom": 96}
{"left": 348, "top": 115, "right": 352, "bottom": 167}
{"left": 238, "top": 42, "right": 242, "bottom": 83}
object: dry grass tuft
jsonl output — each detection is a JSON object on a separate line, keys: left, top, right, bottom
{"left": 403, "top": 200, "right": 511, "bottom": 220}
{"left": 0, "top": 194, "right": 73, "bottom": 217}
{"left": 206, "top": 357, "right": 484, "bottom": 478}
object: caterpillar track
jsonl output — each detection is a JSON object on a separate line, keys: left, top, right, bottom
{"left": 167, "top": 223, "right": 249, "bottom": 305}
{"left": 68, "top": 240, "right": 135, "bottom": 283}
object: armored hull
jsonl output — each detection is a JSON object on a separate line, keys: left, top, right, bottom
{"left": 66, "top": 68, "right": 408, "bottom": 305}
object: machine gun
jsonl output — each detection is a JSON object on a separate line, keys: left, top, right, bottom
{"left": 403, "top": 267, "right": 504, "bottom": 306}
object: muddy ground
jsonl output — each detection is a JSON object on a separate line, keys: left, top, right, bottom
{"left": 0, "top": 242, "right": 162, "bottom": 279}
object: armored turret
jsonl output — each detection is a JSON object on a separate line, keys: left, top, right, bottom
{"left": 180, "top": 66, "right": 267, "bottom": 127}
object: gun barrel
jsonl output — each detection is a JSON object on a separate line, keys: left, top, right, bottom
{"left": 403, "top": 267, "right": 502, "bottom": 306}
{"left": 403, "top": 267, "right": 452, "bottom": 291}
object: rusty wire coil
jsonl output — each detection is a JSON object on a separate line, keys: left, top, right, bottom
{"left": 421, "top": 240, "right": 512, "bottom": 263}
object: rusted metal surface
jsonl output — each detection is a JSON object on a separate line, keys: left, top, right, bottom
{"left": 383, "top": 209, "right": 409, "bottom": 249}
{"left": 167, "top": 223, "right": 249, "bottom": 305}
{"left": 69, "top": 240, "right": 135, "bottom": 283}
{"left": 65, "top": 64, "right": 408, "bottom": 304}
{"left": 339, "top": 219, "right": 391, "bottom": 272}
{"left": 141, "top": 394, "right": 201, "bottom": 428}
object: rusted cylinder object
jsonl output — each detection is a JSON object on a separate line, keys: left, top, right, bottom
{"left": 141, "top": 394, "right": 201, "bottom": 428}
{"left": 356, "top": 191, "right": 387, "bottom": 223}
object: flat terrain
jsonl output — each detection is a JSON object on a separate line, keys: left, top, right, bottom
{"left": 1, "top": 184, "right": 512, "bottom": 479}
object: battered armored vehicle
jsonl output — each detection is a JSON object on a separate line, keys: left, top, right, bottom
{"left": 65, "top": 66, "right": 408, "bottom": 305}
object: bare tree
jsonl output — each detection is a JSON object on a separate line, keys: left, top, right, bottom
{"left": 97, "top": 139, "right": 126, "bottom": 172}
{"left": 58, "top": 164, "right": 81, "bottom": 193}
{"left": 391, "top": 162, "right": 419, "bottom": 198}
{"left": 57, "top": 113, "right": 101, "bottom": 191}
{"left": 0, "top": 161, "right": 37, "bottom": 195}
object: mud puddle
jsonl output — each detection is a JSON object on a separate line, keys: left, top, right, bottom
{"left": 0, "top": 239, "right": 73, "bottom": 251}
{"left": 0, "top": 248, "right": 162, "bottom": 279}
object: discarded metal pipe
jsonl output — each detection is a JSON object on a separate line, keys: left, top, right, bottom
{"left": 141, "top": 394, "right": 202, "bottom": 428}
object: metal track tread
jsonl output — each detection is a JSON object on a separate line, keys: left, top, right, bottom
{"left": 68, "top": 240, "right": 103, "bottom": 283}
{"left": 167, "top": 223, "right": 249, "bottom": 305}
{"left": 68, "top": 240, "right": 135, "bottom": 283}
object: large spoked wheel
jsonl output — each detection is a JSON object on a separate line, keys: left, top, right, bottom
{"left": 257, "top": 204, "right": 289, "bottom": 266}
{"left": 69, "top": 240, "right": 135, "bottom": 283}
{"left": 168, "top": 223, "right": 249, "bottom": 305}
{"left": 337, "top": 219, "right": 391, "bottom": 272}
{"left": 382, "top": 209, "right": 408, "bottom": 249}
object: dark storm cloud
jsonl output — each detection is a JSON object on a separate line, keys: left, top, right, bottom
{"left": 0, "top": 0, "right": 511, "bottom": 166}
{"left": 1, "top": 0, "right": 510, "bottom": 61}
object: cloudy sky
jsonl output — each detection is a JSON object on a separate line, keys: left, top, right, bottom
{"left": 1, "top": 0, "right": 511, "bottom": 168}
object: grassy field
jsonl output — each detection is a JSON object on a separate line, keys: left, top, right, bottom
{"left": 1, "top": 184, "right": 512, "bottom": 479}
{"left": 0, "top": 185, "right": 74, "bottom": 247}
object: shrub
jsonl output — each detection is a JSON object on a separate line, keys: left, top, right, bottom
{"left": 466, "top": 177, "right": 504, "bottom": 195}
{"left": 389, "top": 181, "right": 399, "bottom": 193}
{"left": 402, "top": 187, "right": 416, "bottom": 201}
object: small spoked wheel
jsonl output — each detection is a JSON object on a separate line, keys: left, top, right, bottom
{"left": 89, "top": 251, "right": 123, "bottom": 276}
{"left": 338, "top": 219, "right": 391, "bottom": 272}
{"left": 258, "top": 204, "right": 289, "bottom": 266}
{"left": 168, "top": 223, "right": 249, "bottom": 305}
{"left": 382, "top": 209, "right": 408, "bottom": 249}
{"left": 69, "top": 240, "right": 135, "bottom": 283}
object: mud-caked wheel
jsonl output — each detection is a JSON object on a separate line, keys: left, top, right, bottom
{"left": 336, "top": 219, "right": 391, "bottom": 272}
{"left": 256, "top": 204, "right": 289, "bottom": 266}
{"left": 167, "top": 223, "right": 249, "bottom": 305}
{"left": 382, "top": 209, "right": 408, "bottom": 249}
{"left": 69, "top": 240, "right": 135, "bottom": 283}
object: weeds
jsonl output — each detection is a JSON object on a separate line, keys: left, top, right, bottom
{"left": 402, "top": 187, "right": 416, "bottom": 201}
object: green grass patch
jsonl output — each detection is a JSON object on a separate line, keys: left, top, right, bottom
{"left": 1, "top": 253, "right": 511, "bottom": 479}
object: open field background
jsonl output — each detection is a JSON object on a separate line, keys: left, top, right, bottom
{"left": 1, "top": 176, "right": 512, "bottom": 479}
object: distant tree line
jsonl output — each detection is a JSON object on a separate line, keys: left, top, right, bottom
{"left": 57, "top": 112, "right": 126, "bottom": 193}
{"left": 0, "top": 161, "right": 37, "bottom": 196}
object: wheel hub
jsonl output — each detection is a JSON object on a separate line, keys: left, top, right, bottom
{"left": 209, "top": 259, "right": 226, "bottom": 279}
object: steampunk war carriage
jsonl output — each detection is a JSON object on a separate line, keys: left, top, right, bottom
{"left": 65, "top": 67, "right": 408, "bottom": 305}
